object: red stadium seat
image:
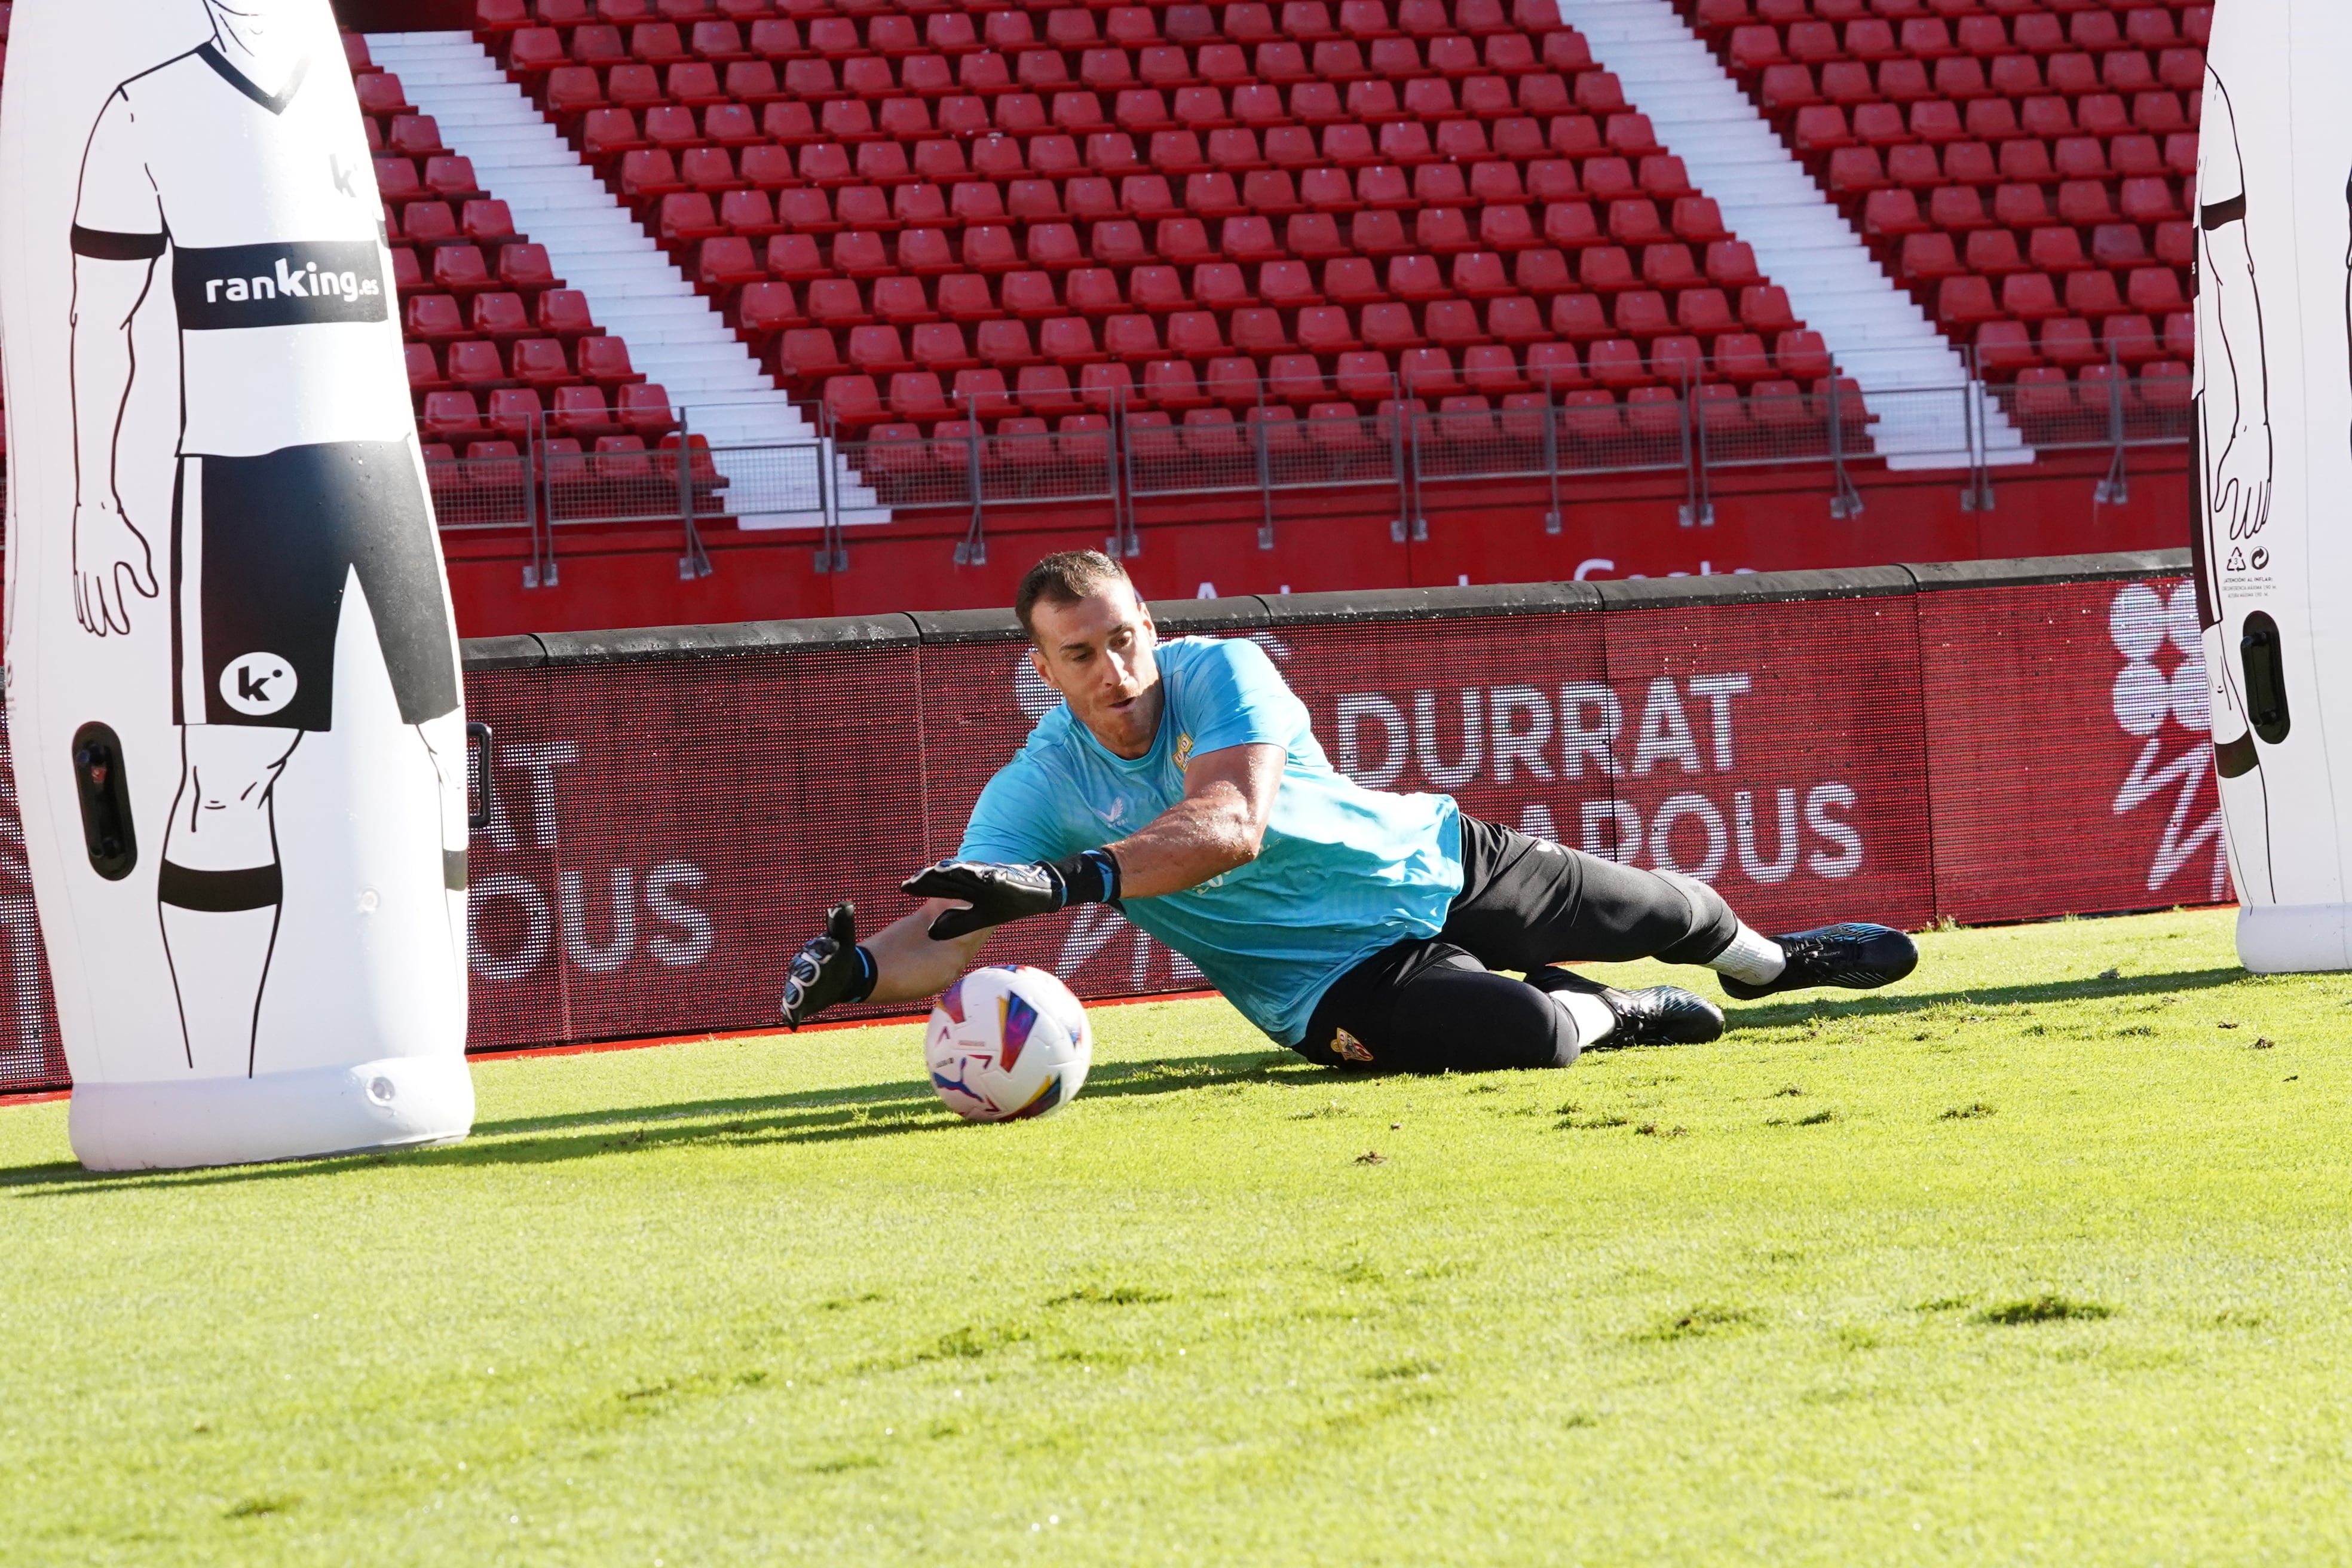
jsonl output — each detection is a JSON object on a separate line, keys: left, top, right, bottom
{"left": 738, "top": 283, "right": 804, "bottom": 337}
{"left": 1104, "top": 313, "right": 1166, "bottom": 362}
{"left": 822, "top": 376, "right": 885, "bottom": 428}
{"left": 2136, "top": 360, "right": 2191, "bottom": 412}
{"left": 1335, "top": 351, "right": 1395, "bottom": 403}
{"left": 420, "top": 391, "right": 485, "bottom": 443}
{"left": 2039, "top": 318, "right": 2100, "bottom": 369}
{"left": 765, "top": 234, "right": 826, "bottom": 281}
{"left": 1938, "top": 276, "right": 2001, "bottom": 327}
{"left": 1350, "top": 210, "right": 1410, "bottom": 257}
{"left": 2028, "top": 227, "right": 2089, "bottom": 274}
{"left": 2103, "top": 315, "right": 2159, "bottom": 366}
{"left": 405, "top": 341, "right": 448, "bottom": 393}
{"left": 696, "top": 236, "right": 765, "bottom": 290}
{"left": 2128, "top": 268, "right": 2188, "bottom": 314}
{"left": 1974, "top": 321, "right": 2037, "bottom": 374}
{"left": 550, "top": 385, "right": 620, "bottom": 440}
{"left": 1143, "top": 359, "right": 1211, "bottom": 410}
{"left": 1221, "top": 216, "right": 1284, "bottom": 262}
{"left": 931, "top": 274, "right": 993, "bottom": 323}
{"left": 2048, "top": 263, "right": 2118, "bottom": 317}
{"left": 1129, "top": 265, "right": 1190, "bottom": 313}
{"left": 1361, "top": 302, "right": 1422, "bottom": 351}
{"left": 1066, "top": 268, "right": 1125, "bottom": 316}
{"left": 1964, "top": 231, "right": 2025, "bottom": 280}
{"left": 1167, "top": 310, "right": 1229, "bottom": 359}
{"left": 806, "top": 279, "right": 872, "bottom": 328}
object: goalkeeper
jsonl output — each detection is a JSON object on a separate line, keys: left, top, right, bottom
{"left": 779, "top": 551, "right": 1917, "bottom": 1071}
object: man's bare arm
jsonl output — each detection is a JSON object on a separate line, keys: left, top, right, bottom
{"left": 779, "top": 898, "right": 990, "bottom": 1026}
{"left": 789, "top": 746, "right": 1281, "bottom": 1022}
{"left": 863, "top": 901, "right": 993, "bottom": 1004}
{"left": 1105, "top": 742, "right": 1284, "bottom": 898}
{"left": 850, "top": 743, "right": 1281, "bottom": 1019}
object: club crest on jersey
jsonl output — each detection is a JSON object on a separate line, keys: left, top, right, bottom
{"left": 220, "top": 654, "right": 297, "bottom": 718}
{"left": 1173, "top": 733, "right": 1194, "bottom": 770}
{"left": 173, "top": 240, "right": 388, "bottom": 330}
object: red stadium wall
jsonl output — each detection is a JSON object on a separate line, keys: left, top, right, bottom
{"left": 0, "top": 547, "right": 2220, "bottom": 1095}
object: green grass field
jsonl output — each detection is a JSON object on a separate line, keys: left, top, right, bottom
{"left": 4, "top": 906, "right": 2350, "bottom": 1564}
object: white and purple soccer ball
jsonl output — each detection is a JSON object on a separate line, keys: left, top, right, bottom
{"left": 924, "top": 966, "right": 1093, "bottom": 1122}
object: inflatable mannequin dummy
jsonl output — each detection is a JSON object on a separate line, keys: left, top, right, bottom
{"left": 0, "top": 0, "right": 474, "bottom": 1167}
{"left": 2194, "top": 1, "right": 2352, "bottom": 971}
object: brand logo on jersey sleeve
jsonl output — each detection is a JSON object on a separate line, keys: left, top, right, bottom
{"left": 173, "top": 240, "right": 388, "bottom": 330}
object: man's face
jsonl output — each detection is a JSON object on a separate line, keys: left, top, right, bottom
{"left": 1028, "top": 581, "right": 1161, "bottom": 760}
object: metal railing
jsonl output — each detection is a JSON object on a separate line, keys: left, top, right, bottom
{"left": 421, "top": 399, "right": 842, "bottom": 586}
{"left": 416, "top": 354, "right": 2193, "bottom": 581}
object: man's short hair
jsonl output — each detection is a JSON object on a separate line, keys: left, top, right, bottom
{"left": 1015, "top": 550, "right": 1132, "bottom": 638}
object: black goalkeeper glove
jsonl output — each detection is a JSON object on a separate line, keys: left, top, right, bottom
{"left": 902, "top": 850, "right": 1121, "bottom": 941}
{"left": 779, "top": 902, "right": 877, "bottom": 1030}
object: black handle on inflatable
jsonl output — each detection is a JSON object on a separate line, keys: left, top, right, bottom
{"left": 466, "top": 722, "right": 495, "bottom": 832}
{"left": 2240, "top": 612, "right": 2292, "bottom": 746}
{"left": 70, "top": 722, "right": 137, "bottom": 881}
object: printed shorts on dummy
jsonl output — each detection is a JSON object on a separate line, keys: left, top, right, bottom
{"left": 173, "top": 440, "right": 459, "bottom": 731}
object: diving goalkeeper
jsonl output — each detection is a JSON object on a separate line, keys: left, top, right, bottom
{"left": 778, "top": 551, "right": 1918, "bottom": 1070}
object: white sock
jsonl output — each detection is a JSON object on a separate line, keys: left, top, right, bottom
{"left": 1709, "top": 923, "right": 1786, "bottom": 985}
{"left": 1548, "top": 990, "right": 1615, "bottom": 1045}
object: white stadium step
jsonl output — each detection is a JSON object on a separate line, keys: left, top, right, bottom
{"left": 1555, "top": 0, "right": 2032, "bottom": 469}
{"left": 364, "top": 32, "right": 886, "bottom": 527}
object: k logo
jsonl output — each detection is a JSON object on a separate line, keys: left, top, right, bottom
{"left": 220, "top": 653, "right": 297, "bottom": 718}
{"left": 328, "top": 152, "right": 357, "bottom": 200}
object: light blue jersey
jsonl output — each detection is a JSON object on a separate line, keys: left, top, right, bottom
{"left": 958, "top": 636, "right": 1463, "bottom": 1044}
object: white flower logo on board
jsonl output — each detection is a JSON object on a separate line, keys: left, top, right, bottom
{"left": 2109, "top": 583, "right": 2229, "bottom": 900}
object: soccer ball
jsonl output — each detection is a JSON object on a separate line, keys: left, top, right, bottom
{"left": 924, "top": 966, "right": 1092, "bottom": 1122}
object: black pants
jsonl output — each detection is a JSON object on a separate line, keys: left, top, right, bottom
{"left": 1294, "top": 816, "right": 1738, "bottom": 1073}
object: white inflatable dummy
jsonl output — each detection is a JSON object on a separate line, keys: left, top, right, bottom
{"left": 0, "top": 0, "right": 474, "bottom": 1167}
{"left": 2194, "top": 1, "right": 2352, "bottom": 971}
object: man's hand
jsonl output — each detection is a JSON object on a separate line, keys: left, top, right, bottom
{"left": 903, "top": 859, "right": 1066, "bottom": 940}
{"left": 779, "top": 902, "right": 871, "bottom": 1030}
{"left": 72, "top": 497, "right": 158, "bottom": 637}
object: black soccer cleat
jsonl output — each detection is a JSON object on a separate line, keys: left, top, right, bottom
{"left": 1717, "top": 922, "right": 1919, "bottom": 1002}
{"left": 1603, "top": 985, "right": 1728, "bottom": 1046}
{"left": 1524, "top": 965, "right": 1725, "bottom": 1047}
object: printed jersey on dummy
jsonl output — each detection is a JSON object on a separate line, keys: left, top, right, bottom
{"left": 73, "top": 42, "right": 457, "bottom": 734}
{"left": 959, "top": 636, "right": 1465, "bottom": 1045}
{"left": 72, "top": 42, "right": 411, "bottom": 457}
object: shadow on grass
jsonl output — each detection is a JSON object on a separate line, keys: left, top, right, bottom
{"left": 0, "top": 1048, "right": 1318, "bottom": 1196}
{"left": 3, "top": 965, "right": 2256, "bottom": 1193}
{"left": 1722, "top": 966, "right": 2250, "bottom": 1029}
